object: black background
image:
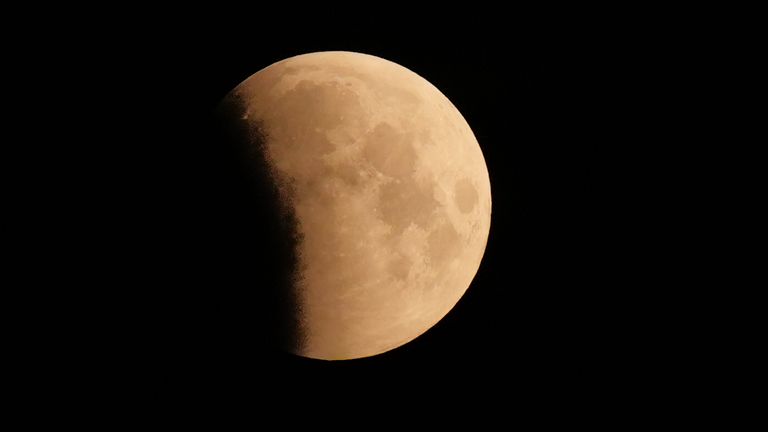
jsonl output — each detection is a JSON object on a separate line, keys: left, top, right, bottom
{"left": 9, "top": 6, "right": 734, "bottom": 423}
{"left": 76, "top": 16, "right": 667, "bottom": 411}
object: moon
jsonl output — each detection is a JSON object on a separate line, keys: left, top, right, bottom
{"left": 218, "top": 51, "right": 491, "bottom": 360}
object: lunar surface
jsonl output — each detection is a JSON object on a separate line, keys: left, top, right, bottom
{"left": 218, "top": 51, "right": 491, "bottom": 360}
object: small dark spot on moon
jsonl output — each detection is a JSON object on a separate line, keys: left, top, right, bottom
{"left": 454, "top": 178, "right": 478, "bottom": 214}
{"left": 333, "top": 162, "right": 363, "bottom": 186}
{"left": 283, "top": 65, "right": 321, "bottom": 75}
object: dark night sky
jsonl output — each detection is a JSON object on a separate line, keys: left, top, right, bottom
{"left": 5, "top": 4, "right": 728, "bottom": 423}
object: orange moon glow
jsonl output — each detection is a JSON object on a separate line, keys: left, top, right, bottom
{"left": 221, "top": 51, "right": 491, "bottom": 360}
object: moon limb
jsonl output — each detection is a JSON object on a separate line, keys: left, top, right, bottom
{"left": 224, "top": 51, "right": 491, "bottom": 360}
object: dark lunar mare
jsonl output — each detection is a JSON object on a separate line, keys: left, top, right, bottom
{"left": 213, "top": 94, "right": 306, "bottom": 355}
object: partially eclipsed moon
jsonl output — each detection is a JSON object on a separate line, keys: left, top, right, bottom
{"left": 220, "top": 51, "right": 491, "bottom": 360}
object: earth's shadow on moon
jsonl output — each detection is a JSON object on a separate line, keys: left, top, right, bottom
{"left": 213, "top": 95, "right": 306, "bottom": 355}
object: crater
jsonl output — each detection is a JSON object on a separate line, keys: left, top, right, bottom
{"left": 363, "top": 122, "right": 416, "bottom": 178}
{"left": 454, "top": 178, "right": 478, "bottom": 214}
